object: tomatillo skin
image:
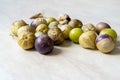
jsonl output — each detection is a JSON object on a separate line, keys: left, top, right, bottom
{"left": 79, "top": 31, "right": 97, "bottom": 49}
{"left": 30, "top": 18, "right": 47, "bottom": 29}
{"left": 34, "top": 34, "right": 54, "bottom": 55}
{"left": 18, "top": 32, "right": 35, "bottom": 50}
{"left": 68, "top": 19, "right": 83, "bottom": 28}
{"left": 69, "top": 28, "right": 83, "bottom": 43}
{"left": 46, "top": 17, "right": 57, "bottom": 25}
{"left": 58, "top": 24, "right": 72, "bottom": 39}
{"left": 96, "top": 34, "right": 115, "bottom": 53}
{"left": 48, "top": 28, "right": 64, "bottom": 45}
{"left": 82, "top": 23, "right": 96, "bottom": 32}
{"left": 48, "top": 21, "right": 59, "bottom": 28}
{"left": 96, "top": 22, "right": 111, "bottom": 34}
{"left": 36, "top": 24, "right": 49, "bottom": 34}
{"left": 99, "top": 28, "right": 117, "bottom": 41}
{"left": 17, "top": 25, "right": 35, "bottom": 36}
{"left": 11, "top": 20, "right": 27, "bottom": 36}
{"left": 58, "top": 13, "right": 71, "bottom": 24}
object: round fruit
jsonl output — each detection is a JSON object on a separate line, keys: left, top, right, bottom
{"left": 79, "top": 31, "right": 97, "bottom": 49}
{"left": 34, "top": 34, "right": 54, "bottom": 55}
{"left": 58, "top": 24, "right": 72, "bottom": 39}
{"left": 17, "top": 25, "right": 35, "bottom": 36}
{"left": 48, "top": 21, "right": 59, "bottom": 28}
{"left": 36, "top": 24, "right": 49, "bottom": 34}
{"left": 48, "top": 28, "right": 64, "bottom": 45}
{"left": 69, "top": 28, "right": 83, "bottom": 43}
{"left": 96, "top": 22, "right": 111, "bottom": 34}
{"left": 96, "top": 34, "right": 115, "bottom": 53}
{"left": 68, "top": 19, "right": 83, "bottom": 28}
{"left": 58, "top": 13, "right": 71, "bottom": 24}
{"left": 11, "top": 20, "right": 27, "bottom": 36}
{"left": 46, "top": 17, "right": 56, "bottom": 25}
{"left": 30, "top": 18, "right": 47, "bottom": 29}
{"left": 82, "top": 23, "right": 96, "bottom": 32}
{"left": 99, "top": 28, "right": 117, "bottom": 41}
{"left": 18, "top": 32, "right": 35, "bottom": 50}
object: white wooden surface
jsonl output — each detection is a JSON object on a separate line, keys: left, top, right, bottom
{"left": 0, "top": 0, "right": 120, "bottom": 80}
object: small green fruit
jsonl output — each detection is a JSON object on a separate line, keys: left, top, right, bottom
{"left": 99, "top": 28, "right": 117, "bottom": 41}
{"left": 69, "top": 28, "right": 83, "bottom": 43}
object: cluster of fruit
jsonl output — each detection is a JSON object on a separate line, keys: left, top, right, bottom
{"left": 11, "top": 13, "right": 117, "bottom": 54}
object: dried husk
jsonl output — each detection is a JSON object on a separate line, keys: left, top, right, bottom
{"left": 82, "top": 23, "right": 96, "bottom": 32}
{"left": 79, "top": 31, "right": 97, "bottom": 49}
{"left": 17, "top": 25, "right": 35, "bottom": 36}
{"left": 36, "top": 24, "right": 48, "bottom": 34}
{"left": 48, "top": 28, "right": 64, "bottom": 45}
{"left": 18, "top": 32, "right": 35, "bottom": 50}
{"left": 58, "top": 24, "right": 72, "bottom": 39}
{"left": 68, "top": 19, "right": 83, "bottom": 28}
{"left": 11, "top": 20, "right": 27, "bottom": 36}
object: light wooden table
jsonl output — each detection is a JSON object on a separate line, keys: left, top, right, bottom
{"left": 0, "top": 0, "right": 120, "bottom": 80}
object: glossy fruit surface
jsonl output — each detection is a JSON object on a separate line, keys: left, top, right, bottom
{"left": 35, "top": 34, "right": 54, "bottom": 55}
{"left": 69, "top": 28, "right": 83, "bottom": 43}
{"left": 96, "top": 34, "right": 115, "bottom": 53}
{"left": 99, "top": 28, "right": 117, "bottom": 41}
{"left": 96, "top": 22, "right": 111, "bottom": 34}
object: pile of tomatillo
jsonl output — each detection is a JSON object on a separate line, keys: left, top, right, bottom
{"left": 10, "top": 13, "right": 117, "bottom": 55}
